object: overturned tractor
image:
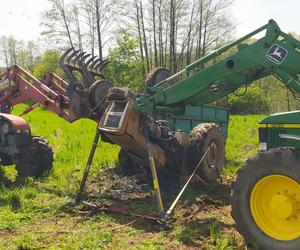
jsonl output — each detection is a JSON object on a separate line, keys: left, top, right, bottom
{"left": 1, "top": 19, "right": 300, "bottom": 249}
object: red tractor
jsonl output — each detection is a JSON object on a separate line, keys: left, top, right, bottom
{"left": 0, "top": 50, "right": 109, "bottom": 177}
{"left": 0, "top": 113, "right": 52, "bottom": 177}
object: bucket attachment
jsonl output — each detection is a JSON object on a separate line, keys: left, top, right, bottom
{"left": 59, "top": 48, "right": 112, "bottom": 120}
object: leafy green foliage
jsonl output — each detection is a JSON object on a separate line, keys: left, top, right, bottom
{"left": 227, "top": 86, "right": 271, "bottom": 115}
{"left": 106, "top": 35, "right": 145, "bottom": 93}
{"left": 33, "top": 49, "right": 64, "bottom": 78}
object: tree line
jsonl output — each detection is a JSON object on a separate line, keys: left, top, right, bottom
{"left": 40, "top": 0, "right": 234, "bottom": 73}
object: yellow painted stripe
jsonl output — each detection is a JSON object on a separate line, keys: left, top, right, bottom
{"left": 258, "top": 124, "right": 267, "bottom": 128}
{"left": 259, "top": 124, "right": 300, "bottom": 128}
{"left": 153, "top": 179, "right": 159, "bottom": 189}
{"left": 148, "top": 156, "right": 164, "bottom": 212}
{"left": 150, "top": 157, "right": 156, "bottom": 168}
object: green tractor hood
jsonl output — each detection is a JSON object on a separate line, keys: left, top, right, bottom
{"left": 260, "top": 111, "right": 300, "bottom": 125}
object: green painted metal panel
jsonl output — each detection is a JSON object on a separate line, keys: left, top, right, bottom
{"left": 260, "top": 111, "right": 300, "bottom": 149}
{"left": 260, "top": 110, "right": 300, "bottom": 124}
{"left": 156, "top": 105, "right": 229, "bottom": 137}
{"left": 175, "top": 119, "right": 192, "bottom": 132}
{"left": 267, "top": 128, "right": 300, "bottom": 149}
{"left": 184, "top": 105, "right": 229, "bottom": 123}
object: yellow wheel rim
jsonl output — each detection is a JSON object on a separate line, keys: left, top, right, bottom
{"left": 250, "top": 175, "right": 300, "bottom": 241}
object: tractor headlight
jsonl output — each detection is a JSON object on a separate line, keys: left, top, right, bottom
{"left": 259, "top": 142, "right": 267, "bottom": 151}
{"left": 2, "top": 123, "right": 10, "bottom": 134}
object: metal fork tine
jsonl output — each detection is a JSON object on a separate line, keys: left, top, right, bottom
{"left": 82, "top": 53, "right": 91, "bottom": 64}
{"left": 78, "top": 51, "right": 96, "bottom": 84}
{"left": 77, "top": 51, "right": 86, "bottom": 62}
{"left": 73, "top": 50, "right": 85, "bottom": 67}
{"left": 91, "top": 58, "right": 101, "bottom": 71}
{"left": 63, "top": 49, "right": 74, "bottom": 64}
{"left": 60, "top": 48, "right": 108, "bottom": 86}
{"left": 67, "top": 49, "right": 81, "bottom": 66}
{"left": 98, "top": 59, "right": 110, "bottom": 72}
{"left": 95, "top": 60, "right": 108, "bottom": 72}
{"left": 94, "top": 63, "right": 102, "bottom": 72}
{"left": 60, "top": 48, "right": 73, "bottom": 64}
{"left": 86, "top": 56, "right": 97, "bottom": 68}
{"left": 77, "top": 52, "right": 87, "bottom": 67}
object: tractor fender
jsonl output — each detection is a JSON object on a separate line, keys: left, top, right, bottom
{"left": 0, "top": 113, "right": 30, "bottom": 133}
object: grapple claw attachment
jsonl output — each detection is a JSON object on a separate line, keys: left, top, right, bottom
{"left": 59, "top": 48, "right": 110, "bottom": 88}
{"left": 59, "top": 48, "right": 112, "bottom": 120}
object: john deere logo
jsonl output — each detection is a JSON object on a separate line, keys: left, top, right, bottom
{"left": 266, "top": 44, "right": 288, "bottom": 64}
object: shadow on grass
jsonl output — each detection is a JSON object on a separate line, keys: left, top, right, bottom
{"left": 0, "top": 167, "right": 27, "bottom": 189}
{"left": 182, "top": 178, "right": 232, "bottom": 206}
{"left": 176, "top": 216, "right": 234, "bottom": 247}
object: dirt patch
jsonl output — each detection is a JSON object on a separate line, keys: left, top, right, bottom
{"left": 80, "top": 171, "right": 245, "bottom": 249}
{"left": 87, "top": 168, "right": 152, "bottom": 202}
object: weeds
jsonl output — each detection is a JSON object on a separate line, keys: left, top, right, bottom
{"left": 210, "top": 221, "right": 240, "bottom": 250}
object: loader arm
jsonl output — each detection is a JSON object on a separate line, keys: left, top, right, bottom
{"left": 0, "top": 65, "right": 78, "bottom": 121}
{"left": 134, "top": 19, "right": 300, "bottom": 115}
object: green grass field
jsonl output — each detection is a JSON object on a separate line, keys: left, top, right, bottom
{"left": 0, "top": 105, "right": 264, "bottom": 249}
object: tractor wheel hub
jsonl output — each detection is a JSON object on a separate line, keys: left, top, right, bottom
{"left": 269, "top": 194, "right": 296, "bottom": 219}
{"left": 250, "top": 174, "right": 300, "bottom": 241}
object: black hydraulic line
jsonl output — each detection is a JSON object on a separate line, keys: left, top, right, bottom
{"left": 75, "top": 127, "right": 101, "bottom": 203}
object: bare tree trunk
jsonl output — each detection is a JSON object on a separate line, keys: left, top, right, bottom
{"left": 164, "top": 22, "right": 168, "bottom": 68}
{"left": 95, "top": 0, "right": 103, "bottom": 61}
{"left": 81, "top": 0, "right": 95, "bottom": 56}
{"left": 186, "top": 0, "right": 196, "bottom": 66}
{"left": 140, "top": 1, "right": 150, "bottom": 72}
{"left": 157, "top": 0, "right": 163, "bottom": 66}
{"left": 51, "top": 0, "right": 74, "bottom": 47}
{"left": 8, "top": 36, "right": 17, "bottom": 65}
{"left": 0, "top": 36, "right": 9, "bottom": 67}
{"left": 152, "top": 0, "right": 158, "bottom": 67}
{"left": 73, "top": 6, "right": 83, "bottom": 50}
{"left": 201, "top": 0, "right": 213, "bottom": 56}
{"left": 169, "top": 0, "right": 175, "bottom": 72}
{"left": 196, "top": 0, "right": 204, "bottom": 59}
{"left": 149, "top": 34, "right": 153, "bottom": 69}
{"left": 89, "top": 14, "right": 95, "bottom": 56}
{"left": 134, "top": 0, "right": 146, "bottom": 75}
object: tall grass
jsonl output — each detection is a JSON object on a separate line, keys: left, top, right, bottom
{"left": 224, "top": 115, "right": 264, "bottom": 175}
{"left": 0, "top": 105, "right": 263, "bottom": 248}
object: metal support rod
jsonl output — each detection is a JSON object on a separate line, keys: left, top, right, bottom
{"left": 164, "top": 146, "right": 211, "bottom": 217}
{"left": 150, "top": 21, "right": 273, "bottom": 91}
{"left": 75, "top": 127, "right": 101, "bottom": 203}
{"left": 143, "top": 124, "right": 165, "bottom": 215}
{"left": 165, "top": 69, "right": 186, "bottom": 83}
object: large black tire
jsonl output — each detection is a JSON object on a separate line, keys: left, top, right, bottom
{"left": 145, "top": 67, "right": 175, "bottom": 88}
{"left": 15, "top": 136, "right": 53, "bottom": 177}
{"left": 231, "top": 147, "right": 300, "bottom": 250}
{"left": 0, "top": 153, "right": 13, "bottom": 166}
{"left": 88, "top": 80, "right": 112, "bottom": 110}
{"left": 187, "top": 123, "right": 225, "bottom": 182}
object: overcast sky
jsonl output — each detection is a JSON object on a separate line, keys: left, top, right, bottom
{"left": 232, "top": 0, "right": 300, "bottom": 37}
{"left": 0, "top": 0, "right": 299, "bottom": 41}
